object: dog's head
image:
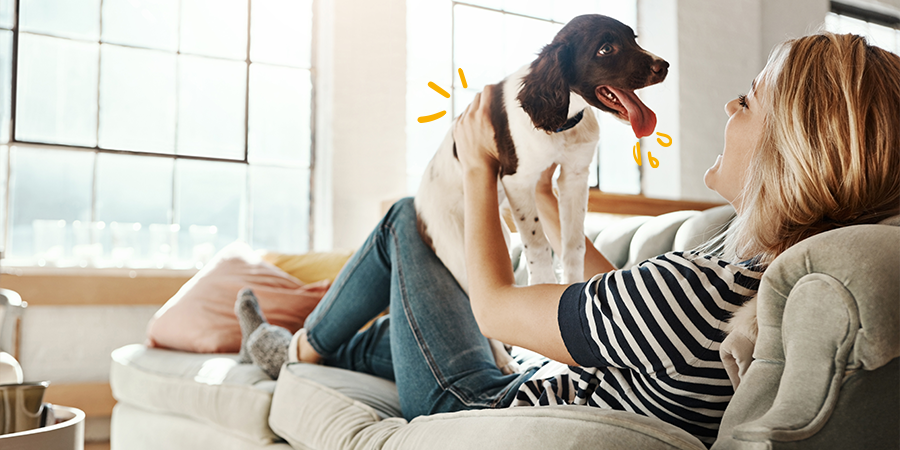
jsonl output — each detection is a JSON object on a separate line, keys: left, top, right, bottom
{"left": 517, "top": 14, "right": 668, "bottom": 137}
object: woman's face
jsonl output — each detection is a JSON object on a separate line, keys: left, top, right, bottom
{"left": 704, "top": 72, "right": 767, "bottom": 213}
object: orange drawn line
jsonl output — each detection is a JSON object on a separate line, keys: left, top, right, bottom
{"left": 656, "top": 132, "right": 672, "bottom": 147}
{"left": 428, "top": 82, "right": 450, "bottom": 98}
{"left": 418, "top": 110, "right": 447, "bottom": 123}
{"left": 458, "top": 68, "right": 467, "bottom": 88}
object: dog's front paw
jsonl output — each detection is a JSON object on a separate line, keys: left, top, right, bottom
{"left": 721, "top": 296, "right": 758, "bottom": 389}
{"left": 499, "top": 359, "right": 522, "bottom": 375}
{"left": 725, "top": 296, "right": 759, "bottom": 341}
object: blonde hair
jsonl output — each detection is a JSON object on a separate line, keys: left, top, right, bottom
{"left": 703, "top": 32, "right": 900, "bottom": 268}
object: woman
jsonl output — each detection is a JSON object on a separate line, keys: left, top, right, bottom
{"left": 236, "top": 32, "right": 900, "bottom": 446}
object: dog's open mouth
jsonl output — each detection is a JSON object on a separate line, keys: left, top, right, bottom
{"left": 595, "top": 86, "right": 657, "bottom": 138}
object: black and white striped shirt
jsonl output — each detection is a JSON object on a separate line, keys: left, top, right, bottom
{"left": 512, "top": 250, "right": 764, "bottom": 446}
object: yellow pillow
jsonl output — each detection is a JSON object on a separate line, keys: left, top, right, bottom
{"left": 262, "top": 250, "right": 355, "bottom": 284}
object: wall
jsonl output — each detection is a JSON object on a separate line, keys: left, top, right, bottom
{"left": 313, "top": 0, "right": 408, "bottom": 251}
{"left": 638, "top": 0, "right": 829, "bottom": 203}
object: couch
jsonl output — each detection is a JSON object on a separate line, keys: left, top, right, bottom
{"left": 109, "top": 205, "right": 900, "bottom": 449}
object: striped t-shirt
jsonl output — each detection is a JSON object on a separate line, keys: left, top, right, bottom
{"left": 511, "top": 250, "right": 764, "bottom": 446}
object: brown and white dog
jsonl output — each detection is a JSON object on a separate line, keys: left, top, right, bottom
{"left": 415, "top": 14, "right": 668, "bottom": 372}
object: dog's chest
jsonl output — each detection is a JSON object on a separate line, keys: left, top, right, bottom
{"left": 506, "top": 110, "right": 599, "bottom": 175}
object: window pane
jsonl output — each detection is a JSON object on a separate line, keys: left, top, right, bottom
{"left": 598, "top": 0, "right": 636, "bottom": 28}
{"left": 452, "top": 7, "right": 561, "bottom": 114}
{"left": 0, "top": 146, "right": 7, "bottom": 253}
{"left": 0, "top": 31, "right": 11, "bottom": 143}
{"left": 19, "top": 0, "right": 101, "bottom": 41}
{"left": 501, "top": 0, "right": 552, "bottom": 20}
{"left": 8, "top": 146, "right": 94, "bottom": 262}
{"left": 96, "top": 153, "right": 172, "bottom": 225}
{"left": 98, "top": 44, "right": 176, "bottom": 153}
{"left": 406, "top": 0, "right": 452, "bottom": 194}
{"left": 175, "top": 159, "right": 245, "bottom": 263}
{"left": 502, "top": 13, "right": 563, "bottom": 74}
{"left": 248, "top": 64, "right": 311, "bottom": 165}
{"left": 95, "top": 153, "right": 173, "bottom": 265}
{"left": 180, "top": 0, "right": 248, "bottom": 60}
{"left": 598, "top": 113, "right": 639, "bottom": 194}
{"left": 824, "top": 12, "right": 840, "bottom": 33}
{"left": 463, "top": 0, "right": 502, "bottom": 11}
{"left": 453, "top": 5, "right": 504, "bottom": 115}
{"left": 250, "top": 165, "right": 308, "bottom": 253}
{"left": 177, "top": 55, "right": 246, "bottom": 159}
{"left": 16, "top": 33, "right": 99, "bottom": 147}
{"left": 0, "top": 0, "right": 14, "bottom": 29}
{"left": 250, "top": 0, "right": 312, "bottom": 67}
{"left": 868, "top": 22, "right": 897, "bottom": 53}
{"left": 553, "top": 0, "right": 601, "bottom": 23}
{"left": 101, "top": 0, "right": 179, "bottom": 51}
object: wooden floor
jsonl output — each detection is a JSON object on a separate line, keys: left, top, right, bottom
{"left": 85, "top": 442, "right": 110, "bottom": 450}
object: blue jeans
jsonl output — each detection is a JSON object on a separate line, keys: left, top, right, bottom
{"left": 303, "top": 198, "right": 537, "bottom": 420}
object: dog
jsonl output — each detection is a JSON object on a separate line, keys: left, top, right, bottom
{"left": 415, "top": 14, "right": 668, "bottom": 373}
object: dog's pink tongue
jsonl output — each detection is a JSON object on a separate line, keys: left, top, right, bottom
{"left": 607, "top": 87, "right": 657, "bottom": 138}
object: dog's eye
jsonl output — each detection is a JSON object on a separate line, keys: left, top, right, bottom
{"left": 597, "top": 43, "right": 614, "bottom": 56}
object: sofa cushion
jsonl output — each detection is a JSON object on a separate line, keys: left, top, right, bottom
{"left": 269, "top": 362, "right": 707, "bottom": 450}
{"left": 110, "top": 344, "right": 280, "bottom": 445}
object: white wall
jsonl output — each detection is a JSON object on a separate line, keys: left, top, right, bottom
{"left": 639, "top": 0, "right": 829, "bottom": 203}
{"left": 314, "top": 0, "right": 408, "bottom": 250}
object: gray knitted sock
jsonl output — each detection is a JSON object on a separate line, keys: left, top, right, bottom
{"left": 246, "top": 324, "right": 292, "bottom": 379}
{"left": 235, "top": 288, "right": 267, "bottom": 364}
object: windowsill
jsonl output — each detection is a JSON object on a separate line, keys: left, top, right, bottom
{"left": 588, "top": 189, "right": 727, "bottom": 216}
{"left": 0, "top": 265, "right": 195, "bottom": 306}
{"left": 1, "top": 265, "right": 199, "bottom": 278}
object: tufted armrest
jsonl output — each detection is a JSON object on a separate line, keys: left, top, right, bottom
{"left": 714, "top": 223, "right": 900, "bottom": 449}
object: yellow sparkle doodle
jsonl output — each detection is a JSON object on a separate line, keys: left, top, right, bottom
{"left": 418, "top": 68, "right": 467, "bottom": 124}
{"left": 633, "top": 132, "right": 673, "bottom": 168}
{"left": 656, "top": 132, "right": 672, "bottom": 147}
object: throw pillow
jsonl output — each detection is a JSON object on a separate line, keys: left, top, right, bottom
{"left": 261, "top": 249, "right": 354, "bottom": 284}
{"left": 146, "top": 241, "right": 331, "bottom": 354}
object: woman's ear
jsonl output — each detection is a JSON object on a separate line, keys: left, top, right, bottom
{"left": 517, "top": 42, "right": 572, "bottom": 132}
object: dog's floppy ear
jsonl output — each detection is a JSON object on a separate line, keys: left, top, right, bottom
{"left": 517, "top": 42, "right": 572, "bottom": 132}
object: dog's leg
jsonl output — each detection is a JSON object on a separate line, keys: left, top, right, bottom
{"left": 502, "top": 175, "right": 557, "bottom": 285}
{"left": 556, "top": 164, "right": 590, "bottom": 283}
{"left": 489, "top": 338, "right": 520, "bottom": 374}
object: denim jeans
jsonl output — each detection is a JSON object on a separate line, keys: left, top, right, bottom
{"left": 303, "top": 197, "right": 537, "bottom": 420}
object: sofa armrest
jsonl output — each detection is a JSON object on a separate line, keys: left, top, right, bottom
{"left": 714, "top": 224, "right": 900, "bottom": 449}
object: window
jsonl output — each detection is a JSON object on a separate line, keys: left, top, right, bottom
{"left": 3, "top": 0, "right": 314, "bottom": 269}
{"left": 826, "top": 2, "right": 900, "bottom": 53}
{"left": 406, "top": 0, "right": 640, "bottom": 196}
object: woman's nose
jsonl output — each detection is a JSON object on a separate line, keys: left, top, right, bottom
{"left": 724, "top": 98, "right": 738, "bottom": 116}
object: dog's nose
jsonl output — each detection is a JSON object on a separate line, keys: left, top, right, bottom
{"left": 651, "top": 59, "right": 669, "bottom": 74}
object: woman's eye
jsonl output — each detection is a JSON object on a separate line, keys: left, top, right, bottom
{"left": 597, "top": 44, "right": 613, "bottom": 56}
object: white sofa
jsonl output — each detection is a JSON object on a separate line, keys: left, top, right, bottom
{"left": 109, "top": 205, "right": 900, "bottom": 449}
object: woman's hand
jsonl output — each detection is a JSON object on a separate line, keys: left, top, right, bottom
{"left": 453, "top": 84, "right": 500, "bottom": 174}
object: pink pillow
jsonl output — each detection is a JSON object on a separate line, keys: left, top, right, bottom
{"left": 146, "top": 241, "right": 332, "bottom": 354}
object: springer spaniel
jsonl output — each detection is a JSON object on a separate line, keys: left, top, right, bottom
{"left": 415, "top": 14, "right": 668, "bottom": 373}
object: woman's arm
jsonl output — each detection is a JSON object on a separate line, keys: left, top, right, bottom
{"left": 534, "top": 165, "right": 617, "bottom": 280}
{"left": 454, "top": 86, "right": 577, "bottom": 366}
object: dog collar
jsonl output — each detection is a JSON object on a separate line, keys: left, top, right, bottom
{"left": 554, "top": 109, "right": 585, "bottom": 133}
